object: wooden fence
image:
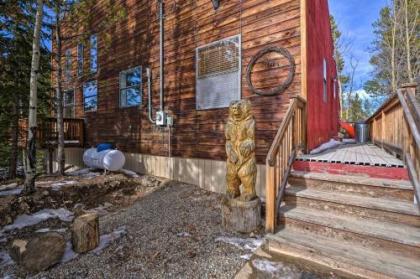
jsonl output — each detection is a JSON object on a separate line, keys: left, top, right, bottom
{"left": 265, "top": 96, "right": 307, "bottom": 232}
{"left": 368, "top": 84, "right": 420, "bottom": 209}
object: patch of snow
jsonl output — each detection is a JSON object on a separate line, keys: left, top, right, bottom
{"left": 1, "top": 208, "right": 74, "bottom": 233}
{"left": 86, "top": 206, "right": 108, "bottom": 217}
{"left": 252, "top": 259, "right": 284, "bottom": 274}
{"left": 51, "top": 180, "right": 78, "bottom": 191}
{"left": 310, "top": 139, "right": 343, "bottom": 155}
{"left": 61, "top": 241, "right": 79, "bottom": 263}
{"left": 0, "top": 251, "right": 13, "bottom": 268}
{"left": 176, "top": 232, "right": 191, "bottom": 237}
{"left": 67, "top": 168, "right": 100, "bottom": 179}
{"left": 215, "top": 236, "right": 264, "bottom": 252}
{"left": 0, "top": 183, "right": 18, "bottom": 191}
{"left": 0, "top": 187, "right": 22, "bottom": 197}
{"left": 240, "top": 254, "right": 252, "bottom": 260}
{"left": 119, "top": 169, "right": 140, "bottom": 178}
{"left": 0, "top": 237, "right": 7, "bottom": 243}
{"left": 343, "top": 138, "right": 357, "bottom": 144}
{"left": 35, "top": 227, "right": 67, "bottom": 233}
{"left": 92, "top": 226, "right": 127, "bottom": 255}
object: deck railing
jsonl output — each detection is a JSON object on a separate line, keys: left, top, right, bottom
{"left": 19, "top": 117, "right": 85, "bottom": 148}
{"left": 368, "top": 83, "right": 420, "bottom": 209}
{"left": 265, "top": 96, "right": 307, "bottom": 232}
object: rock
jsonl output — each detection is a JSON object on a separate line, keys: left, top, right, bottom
{"left": 10, "top": 232, "right": 66, "bottom": 273}
{"left": 71, "top": 213, "right": 99, "bottom": 253}
{"left": 42, "top": 190, "right": 49, "bottom": 197}
{"left": 222, "top": 197, "right": 261, "bottom": 233}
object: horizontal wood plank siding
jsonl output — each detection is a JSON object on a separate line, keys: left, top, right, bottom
{"left": 59, "top": 0, "right": 302, "bottom": 164}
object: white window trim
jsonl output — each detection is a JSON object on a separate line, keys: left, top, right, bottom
{"left": 119, "top": 66, "right": 142, "bottom": 108}
{"left": 83, "top": 80, "right": 98, "bottom": 112}
{"left": 323, "top": 58, "right": 328, "bottom": 103}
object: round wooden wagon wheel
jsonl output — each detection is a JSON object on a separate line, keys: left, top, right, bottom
{"left": 246, "top": 46, "right": 296, "bottom": 96}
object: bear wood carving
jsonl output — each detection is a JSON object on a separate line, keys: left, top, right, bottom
{"left": 225, "top": 100, "right": 257, "bottom": 201}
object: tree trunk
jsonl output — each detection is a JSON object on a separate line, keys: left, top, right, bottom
{"left": 9, "top": 101, "right": 19, "bottom": 179}
{"left": 55, "top": 4, "right": 65, "bottom": 175}
{"left": 404, "top": 0, "right": 413, "bottom": 82}
{"left": 24, "top": 0, "right": 43, "bottom": 194}
{"left": 391, "top": 1, "right": 397, "bottom": 92}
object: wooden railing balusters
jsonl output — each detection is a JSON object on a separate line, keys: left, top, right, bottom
{"left": 265, "top": 96, "right": 307, "bottom": 232}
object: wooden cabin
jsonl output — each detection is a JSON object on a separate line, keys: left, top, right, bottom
{"left": 52, "top": 0, "right": 340, "bottom": 195}
{"left": 44, "top": 1, "right": 420, "bottom": 277}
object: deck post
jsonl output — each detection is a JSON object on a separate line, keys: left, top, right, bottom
{"left": 265, "top": 164, "right": 276, "bottom": 233}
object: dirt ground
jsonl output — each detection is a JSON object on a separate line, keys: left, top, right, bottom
{"left": 0, "top": 170, "right": 338, "bottom": 279}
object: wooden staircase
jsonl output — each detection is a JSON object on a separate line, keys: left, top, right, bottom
{"left": 266, "top": 171, "right": 420, "bottom": 278}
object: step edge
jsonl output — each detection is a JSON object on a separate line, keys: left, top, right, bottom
{"left": 266, "top": 232, "right": 420, "bottom": 279}
{"left": 285, "top": 187, "right": 420, "bottom": 216}
{"left": 290, "top": 171, "right": 413, "bottom": 190}
{"left": 279, "top": 208, "right": 420, "bottom": 248}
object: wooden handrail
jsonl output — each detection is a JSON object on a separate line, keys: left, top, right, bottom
{"left": 266, "top": 96, "right": 307, "bottom": 232}
{"left": 368, "top": 84, "right": 420, "bottom": 210}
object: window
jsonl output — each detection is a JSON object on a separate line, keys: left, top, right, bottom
{"left": 64, "top": 90, "right": 75, "bottom": 118}
{"left": 120, "top": 66, "right": 142, "bottom": 107}
{"left": 323, "top": 58, "right": 327, "bottom": 103}
{"left": 77, "top": 43, "right": 83, "bottom": 76}
{"left": 90, "top": 34, "right": 97, "bottom": 73}
{"left": 83, "top": 80, "right": 97, "bottom": 111}
{"left": 65, "top": 49, "right": 72, "bottom": 80}
{"left": 195, "top": 35, "right": 241, "bottom": 110}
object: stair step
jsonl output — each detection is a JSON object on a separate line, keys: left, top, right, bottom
{"left": 285, "top": 187, "right": 420, "bottom": 227}
{"left": 279, "top": 206, "right": 420, "bottom": 259}
{"left": 289, "top": 171, "right": 413, "bottom": 201}
{"left": 266, "top": 228, "right": 420, "bottom": 279}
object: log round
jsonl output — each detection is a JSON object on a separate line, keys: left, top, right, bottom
{"left": 71, "top": 213, "right": 100, "bottom": 253}
{"left": 221, "top": 197, "right": 261, "bottom": 233}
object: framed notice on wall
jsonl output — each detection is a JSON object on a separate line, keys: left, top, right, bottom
{"left": 196, "top": 35, "right": 241, "bottom": 110}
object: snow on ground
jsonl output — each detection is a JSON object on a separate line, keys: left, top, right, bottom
{"left": 92, "top": 226, "right": 127, "bottom": 255}
{"left": 0, "top": 183, "right": 19, "bottom": 191}
{"left": 35, "top": 228, "right": 67, "bottom": 233}
{"left": 119, "top": 169, "right": 140, "bottom": 178}
{"left": 215, "top": 236, "right": 264, "bottom": 252}
{"left": 252, "top": 259, "right": 285, "bottom": 274}
{"left": 0, "top": 251, "right": 13, "bottom": 268}
{"left": 66, "top": 168, "right": 101, "bottom": 179}
{"left": 310, "top": 139, "right": 343, "bottom": 154}
{"left": 0, "top": 187, "right": 22, "bottom": 197}
{"left": 1, "top": 208, "right": 74, "bottom": 234}
{"left": 51, "top": 181, "right": 78, "bottom": 191}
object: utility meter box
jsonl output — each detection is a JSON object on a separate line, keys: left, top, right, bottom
{"left": 156, "top": 110, "right": 167, "bottom": 126}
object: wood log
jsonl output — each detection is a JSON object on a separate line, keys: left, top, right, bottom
{"left": 71, "top": 213, "right": 100, "bottom": 253}
{"left": 222, "top": 197, "right": 261, "bottom": 233}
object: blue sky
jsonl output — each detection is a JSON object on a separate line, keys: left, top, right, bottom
{"left": 328, "top": 0, "right": 388, "bottom": 93}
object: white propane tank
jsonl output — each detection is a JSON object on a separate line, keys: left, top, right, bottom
{"left": 83, "top": 148, "right": 126, "bottom": 171}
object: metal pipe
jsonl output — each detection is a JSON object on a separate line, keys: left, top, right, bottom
{"left": 146, "top": 67, "right": 155, "bottom": 124}
{"left": 159, "top": 0, "right": 164, "bottom": 111}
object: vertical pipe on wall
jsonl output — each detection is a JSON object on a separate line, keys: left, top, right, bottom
{"left": 159, "top": 0, "right": 164, "bottom": 111}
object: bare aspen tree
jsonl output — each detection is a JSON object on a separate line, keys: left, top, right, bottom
{"left": 54, "top": 1, "right": 65, "bottom": 175}
{"left": 24, "top": 0, "right": 44, "bottom": 193}
{"left": 391, "top": 0, "right": 397, "bottom": 92}
{"left": 404, "top": 0, "right": 414, "bottom": 82}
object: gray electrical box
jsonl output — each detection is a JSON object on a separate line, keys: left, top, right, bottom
{"left": 156, "top": 110, "right": 167, "bottom": 126}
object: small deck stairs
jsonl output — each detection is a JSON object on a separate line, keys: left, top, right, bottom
{"left": 266, "top": 170, "right": 420, "bottom": 279}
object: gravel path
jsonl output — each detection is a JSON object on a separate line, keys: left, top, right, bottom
{"left": 4, "top": 182, "right": 259, "bottom": 279}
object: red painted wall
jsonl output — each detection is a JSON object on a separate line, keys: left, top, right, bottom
{"left": 306, "top": 0, "right": 340, "bottom": 150}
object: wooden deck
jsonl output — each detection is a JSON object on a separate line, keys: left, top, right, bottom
{"left": 297, "top": 144, "right": 405, "bottom": 168}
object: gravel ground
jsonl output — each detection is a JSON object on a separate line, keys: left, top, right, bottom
{"left": 2, "top": 181, "right": 260, "bottom": 279}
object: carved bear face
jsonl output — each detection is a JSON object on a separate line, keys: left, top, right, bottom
{"left": 229, "top": 100, "right": 252, "bottom": 122}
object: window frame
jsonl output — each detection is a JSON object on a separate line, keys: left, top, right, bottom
{"left": 77, "top": 43, "right": 83, "bottom": 77}
{"left": 65, "top": 49, "right": 72, "bottom": 81}
{"left": 119, "top": 66, "right": 142, "bottom": 108}
{"left": 63, "top": 89, "right": 75, "bottom": 118}
{"left": 83, "top": 80, "right": 98, "bottom": 112}
{"left": 323, "top": 58, "right": 328, "bottom": 103}
{"left": 90, "top": 34, "right": 98, "bottom": 73}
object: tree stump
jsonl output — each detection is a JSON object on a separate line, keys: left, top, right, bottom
{"left": 71, "top": 213, "right": 99, "bottom": 253}
{"left": 222, "top": 197, "right": 261, "bottom": 233}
